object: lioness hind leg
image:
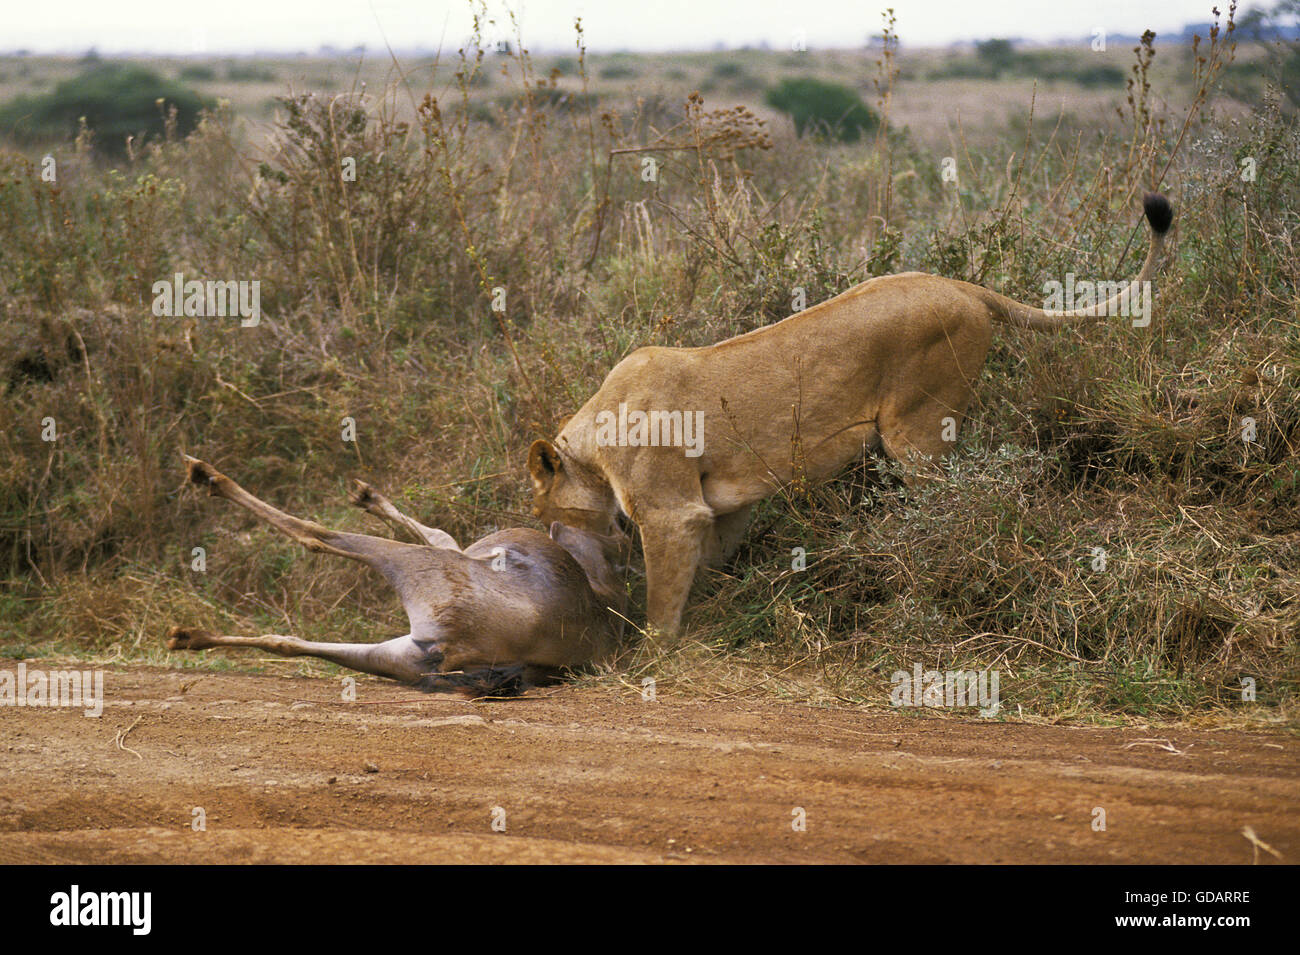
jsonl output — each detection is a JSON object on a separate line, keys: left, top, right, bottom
{"left": 879, "top": 401, "right": 970, "bottom": 487}
{"left": 701, "top": 505, "right": 752, "bottom": 567}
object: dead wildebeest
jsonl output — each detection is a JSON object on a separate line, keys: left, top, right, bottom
{"left": 166, "top": 455, "right": 628, "bottom": 696}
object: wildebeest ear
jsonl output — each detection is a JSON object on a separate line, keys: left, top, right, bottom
{"left": 548, "top": 521, "right": 564, "bottom": 541}
{"left": 528, "top": 439, "right": 562, "bottom": 482}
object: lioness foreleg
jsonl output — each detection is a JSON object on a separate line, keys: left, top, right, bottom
{"left": 640, "top": 504, "right": 713, "bottom": 636}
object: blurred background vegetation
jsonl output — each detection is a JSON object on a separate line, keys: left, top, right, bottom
{"left": 0, "top": 4, "right": 1296, "bottom": 725}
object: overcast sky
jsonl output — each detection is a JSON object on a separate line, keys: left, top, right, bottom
{"left": 3, "top": 1, "right": 1253, "bottom": 54}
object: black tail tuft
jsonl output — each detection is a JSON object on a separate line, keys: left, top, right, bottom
{"left": 1142, "top": 191, "right": 1174, "bottom": 234}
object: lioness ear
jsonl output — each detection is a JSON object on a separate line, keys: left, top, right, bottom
{"left": 528, "top": 439, "right": 562, "bottom": 485}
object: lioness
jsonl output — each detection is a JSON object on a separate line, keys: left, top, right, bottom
{"left": 530, "top": 193, "right": 1173, "bottom": 635}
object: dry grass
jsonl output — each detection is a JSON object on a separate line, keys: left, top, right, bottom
{"left": 2, "top": 8, "right": 1297, "bottom": 726}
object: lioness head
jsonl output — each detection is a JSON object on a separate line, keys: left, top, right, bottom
{"left": 528, "top": 438, "right": 617, "bottom": 534}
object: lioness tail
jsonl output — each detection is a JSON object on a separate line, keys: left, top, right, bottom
{"left": 982, "top": 191, "right": 1173, "bottom": 330}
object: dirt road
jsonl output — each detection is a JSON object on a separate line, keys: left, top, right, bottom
{"left": 0, "top": 665, "right": 1294, "bottom": 863}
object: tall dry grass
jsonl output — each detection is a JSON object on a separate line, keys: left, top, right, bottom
{"left": 1, "top": 7, "right": 1296, "bottom": 722}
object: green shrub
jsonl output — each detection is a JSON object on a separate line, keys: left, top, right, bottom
{"left": 225, "top": 62, "right": 276, "bottom": 83}
{"left": 0, "top": 21, "right": 1294, "bottom": 722}
{"left": 0, "top": 63, "right": 211, "bottom": 157}
{"left": 178, "top": 64, "right": 217, "bottom": 82}
{"left": 933, "top": 47, "right": 1125, "bottom": 87}
{"left": 598, "top": 63, "right": 637, "bottom": 80}
{"left": 1073, "top": 64, "right": 1125, "bottom": 87}
{"left": 764, "top": 77, "right": 879, "bottom": 142}
{"left": 975, "top": 38, "right": 1017, "bottom": 77}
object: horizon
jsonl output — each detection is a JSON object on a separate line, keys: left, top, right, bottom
{"left": 1, "top": 0, "right": 1258, "bottom": 56}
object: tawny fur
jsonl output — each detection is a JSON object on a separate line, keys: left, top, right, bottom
{"left": 529, "top": 194, "right": 1174, "bottom": 635}
{"left": 168, "top": 455, "right": 628, "bottom": 695}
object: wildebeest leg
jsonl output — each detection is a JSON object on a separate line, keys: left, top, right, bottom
{"left": 347, "top": 479, "right": 460, "bottom": 550}
{"left": 166, "top": 627, "right": 562, "bottom": 696}
{"left": 165, "top": 627, "right": 439, "bottom": 684}
{"left": 182, "top": 455, "right": 431, "bottom": 585}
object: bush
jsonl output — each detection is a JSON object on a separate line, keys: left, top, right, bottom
{"left": 0, "top": 63, "right": 211, "bottom": 157}
{"left": 764, "top": 77, "right": 879, "bottom": 142}
{"left": 1, "top": 20, "right": 1294, "bottom": 722}
{"left": 598, "top": 63, "right": 637, "bottom": 80}
{"left": 225, "top": 62, "right": 277, "bottom": 83}
{"left": 975, "top": 38, "right": 1017, "bottom": 77}
{"left": 1072, "top": 64, "right": 1126, "bottom": 87}
{"left": 178, "top": 64, "right": 217, "bottom": 82}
